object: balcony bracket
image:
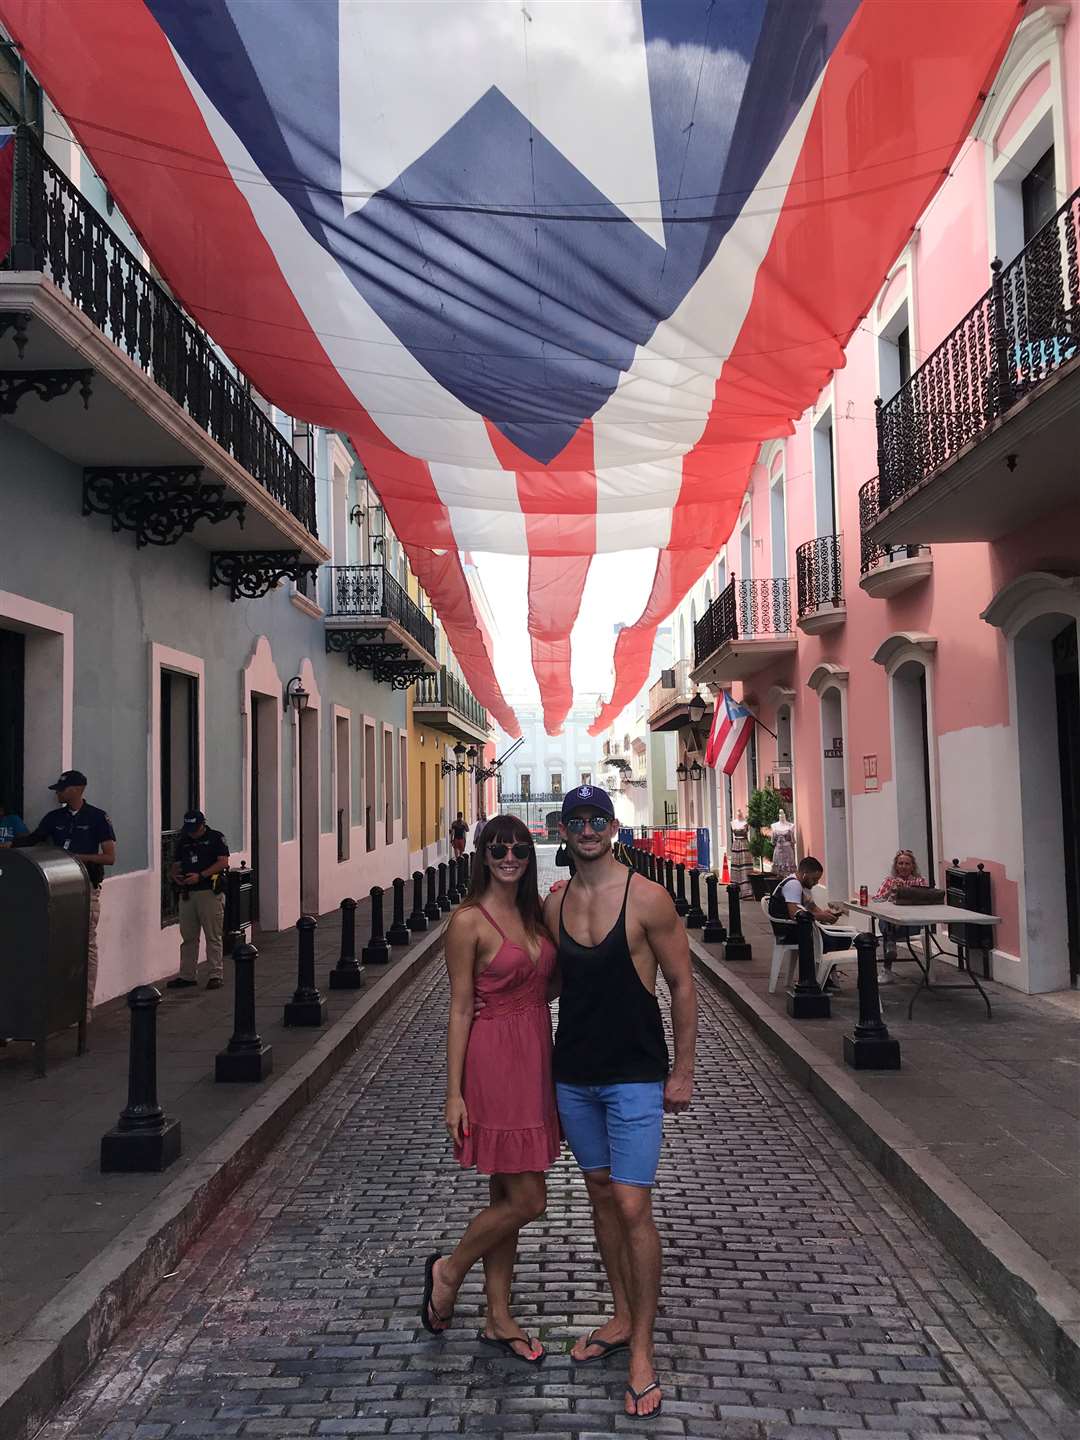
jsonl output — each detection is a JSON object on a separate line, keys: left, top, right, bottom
{"left": 84, "top": 466, "right": 247, "bottom": 548}
{"left": 0, "top": 367, "right": 93, "bottom": 415}
{"left": 326, "top": 630, "right": 428, "bottom": 689}
{"left": 209, "top": 550, "right": 318, "bottom": 601}
{"left": 0, "top": 310, "right": 32, "bottom": 358}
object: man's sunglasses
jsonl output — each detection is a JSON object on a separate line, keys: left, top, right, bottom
{"left": 488, "top": 842, "right": 532, "bottom": 861}
{"left": 565, "top": 815, "right": 612, "bottom": 834}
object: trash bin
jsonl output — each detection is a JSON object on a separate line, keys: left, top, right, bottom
{"left": 0, "top": 844, "right": 90, "bottom": 1075}
{"left": 223, "top": 862, "right": 257, "bottom": 940}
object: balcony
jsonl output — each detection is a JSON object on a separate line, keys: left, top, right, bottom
{"left": 795, "top": 535, "right": 846, "bottom": 634}
{"left": 0, "top": 129, "right": 326, "bottom": 583}
{"left": 858, "top": 477, "right": 933, "bottom": 598}
{"left": 647, "top": 658, "right": 712, "bottom": 732}
{"left": 414, "top": 665, "right": 490, "bottom": 743}
{"left": 871, "top": 184, "right": 1080, "bottom": 546}
{"left": 325, "top": 565, "right": 438, "bottom": 687}
{"left": 690, "top": 576, "right": 796, "bottom": 686}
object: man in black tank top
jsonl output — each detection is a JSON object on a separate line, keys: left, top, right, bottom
{"left": 542, "top": 786, "right": 697, "bottom": 1422}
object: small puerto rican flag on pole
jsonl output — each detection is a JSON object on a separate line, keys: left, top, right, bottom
{"left": 705, "top": 692, "right": 755, "bottom": 776}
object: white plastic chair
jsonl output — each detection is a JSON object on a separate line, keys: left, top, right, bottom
{"left": 763, "top": 894, "right": 799, "bottom": 993}
{"left": 812, "top": 921, "right": 858, "bottom": 990}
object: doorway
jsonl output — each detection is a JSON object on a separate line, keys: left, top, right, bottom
{"left": 0, "top": 628, "right": 25, "bottom": 818}
{"left": 249, "top": 695, "right": 278, "bottom": 930}
{"left": 776, "top": 704, "right": 795, "bottom": 819}
{"left": 1054, "top": 622, "right": 1080, "bottom": 983}
{"left": 365, "top": 724, "right": 376, "bottom": 851}
{"left": 891, "top": 661, "right": 935, "bottom": 879}
{"left": 384, "top": 729, "right": 394, "bottom": 845}
{"left": 299, "top": 707, "right": 319, "bottom": 916}
{"left": 420, "top": 760, "right": 428, "bottom": 852}
{"left": 819, "top": 686, "right": 849, "bottom": 900}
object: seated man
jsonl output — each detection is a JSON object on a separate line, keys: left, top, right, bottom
{"left": 768, "top": 856, "right": 855, "bottom": 954}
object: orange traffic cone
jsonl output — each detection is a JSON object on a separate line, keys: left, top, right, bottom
{"left": 721, "top": 853, "right": 730, "bottom": 885}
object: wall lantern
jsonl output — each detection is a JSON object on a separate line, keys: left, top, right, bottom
{"left": 689, "top": 760, "right": 704, "bottom": 782}
{"left": 283, "top": 675, "right": 309, "bottom": 714}
{"left": 676, "top": 761, "right": 689, "bottom": 781}
{"left": 688, "top": 692, "right": 706, "bottom": 725}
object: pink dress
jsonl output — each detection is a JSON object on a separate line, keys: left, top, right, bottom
{"left": 454, "top": 907, "right": 562, "bottom": 1176}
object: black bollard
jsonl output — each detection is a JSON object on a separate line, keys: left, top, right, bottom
{"left": 674, "top": 863, "right": 689, "bottom": 916}
{"left": 702, "top": 874, "right": 727, "bottom": 944}
{"left": 101, "top": 986, "right": 182, "bottom": 1171}
{"left": 425, "top": 866, "right": 441, "bottom": 921}
{"left": 362, "top": 885, "right": 390, "bottom": 965}
{"left": 329, "top": 896, "right": 365, "bottom": 989}
{"left": 685, "top": 868, "right": 705, "bottom": 929}
{"left": 387, "top": 876, "right": 412, "bottom": 946}
{"left": 650, "top": 854, "right": 659, "bottom": 884}
{"left": 447, "top": 857, "right": 461, "bottom": 905}
{"left": 437, "top": 862, "right": 452, "bottom": 913}
{"left": 284, "top": 914, "right": 327, "bottom": 1025}
{"left": 408, "top": 871, "right": 429, "bottom": 932}
{"left": 216, "top": 941, "right": 274, "bottom": 1081}
{"left": 664, "top": 858, "right": 676, "bottom": 899}
{"left": 459, "top": 854, "right": 469, "bottom": 896}
{"left": 787, "top": 910, "right": 830, "bottom": 1019}
{"left": 725, "top": 883, "right": 752, "bottom": 962}
{"left": 844, "top": 932, "right": 901, "bottom": 1069}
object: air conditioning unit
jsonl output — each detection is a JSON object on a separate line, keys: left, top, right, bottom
{"left": 661, "top": 668, "right": 675, "bottom": 688}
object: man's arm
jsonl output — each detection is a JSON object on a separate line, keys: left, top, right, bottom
{"left": 641, "top": 885, "right": 697, "bottom": 1113}
{"left": 71, "top": 838, "right": 116, "bottom": 868}
{"left": 8, "top": 821, "right": 49, "bottom": 849}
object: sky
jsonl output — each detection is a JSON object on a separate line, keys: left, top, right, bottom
{"left": 473, "top": 550, "right": 661, "bottom": 709}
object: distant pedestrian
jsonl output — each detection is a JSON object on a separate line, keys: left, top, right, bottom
{"left": 167, "top": 810, "right": 230, "bottom": 990}
{"left": 0, "top": 799, "right": 28, "bottom": 845}
{"left": 450, "top": 810, "right": 469, "bottom": 857}
{"left": 472, "top": 812, "right": 486, "bottom": 848}
{"left": 10, "top": 770, "right": 116, "bottom": 1019}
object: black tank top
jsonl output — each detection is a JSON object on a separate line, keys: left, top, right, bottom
{"left": 553, "top": 869, "right": 670, "bottom": 1085}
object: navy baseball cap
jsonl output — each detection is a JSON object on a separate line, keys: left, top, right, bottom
{"left": 182, "top": 810, "right": 207, "bottom": 832}
{"left": 49, "top": 769, "right": 87, "bottom": 790}
{"left": 560, "top": 784, "right": 615, "bottom": 821}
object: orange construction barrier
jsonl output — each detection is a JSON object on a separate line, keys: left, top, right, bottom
{"left": 721, "top": 853, "right": 730, "bottom": 885}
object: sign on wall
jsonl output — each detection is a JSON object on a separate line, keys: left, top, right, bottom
{"left": 863, "top": 754, "right": 879, "bottom": 792}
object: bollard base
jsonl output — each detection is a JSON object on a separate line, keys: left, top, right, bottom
{"left": 725, "top": 939, "right": 752, "bottom": 962}
{"left": 685, "top": 910, "right": 705, "bottom": 930}
{"left": 674, "top": 900, "right": 689, "bottom": 917}
{"left": 101, "top": 1117, "right": 182, "bottom": 1173}
{"left": 787, "top": 987, "right": 831, "bottom": 1020}
{"left": 215, "top": 1044, "right": 274, "bottom": 1082}
{"left": 362, "top": 940, "right": 390, "bottom": 966}
{"left": 702, "top": 922, "right": 727, "bottom": 944}
{"left": 844, "top": 1034, "right": 901, "bottom": 1070}
{"left": 283, "top": 997, "right": 328, "bottom": 1026}
{"left": 408, "top": 914, "right": 428, "bottom": 933}
{"left": 328, "top": 964, "right": 366, "bottom": 989}
{"left": 386, "top": 923, "right": 411, "bottom": 946}
{"left": 424, "top": 906, "right": 442, "bottom": 923}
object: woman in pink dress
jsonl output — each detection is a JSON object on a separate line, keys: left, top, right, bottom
{"left": 421, "top": 815, "right": 560, "bottom": 1364}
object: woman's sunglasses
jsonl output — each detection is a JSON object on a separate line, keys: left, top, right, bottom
{"left": 488, "top": 842, "right": 531, "bottom": 861}
{"left": 565, "top": 815, "right": 612, "bottom": 834}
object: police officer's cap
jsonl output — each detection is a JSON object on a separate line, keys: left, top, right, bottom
{"left": 182, "top": 810, "right": 207, "bottom": 832}
{"left": 49, "top": 769, "right": 88, "bottom": 790}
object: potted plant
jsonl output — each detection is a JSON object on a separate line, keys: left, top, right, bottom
{"left": 747, "top": 786, "right": 782, "bottom": 898}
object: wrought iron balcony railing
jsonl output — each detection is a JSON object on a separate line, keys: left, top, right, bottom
{"left": 498, "top": 791, "right": 561, "bottom": 804}
{"left": 693, "top": 576, "right": 792, "bottom": 668}
{"left": 795, "top": 534, "right": 843, "bottom": 617}
{"left": 877, "top": 183, "right": 1080, "bottom": 510}
{"left": 415, "top": 664, "right": 489, "bottom": 732}
{"left": 858, "top": 477, "right": 929, "bottom": 575}
{"left": 326, "top": 564, "right": 436, "bottom": 656}
{"left": 3, "top": 127, "right": 317, "bottom": 534}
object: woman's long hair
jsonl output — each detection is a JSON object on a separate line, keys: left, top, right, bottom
{"left": 463, "top": 814, "right": 548, "bottom": 937}
{"left": 891, "top": 849, "right": 922, "bottom": 878}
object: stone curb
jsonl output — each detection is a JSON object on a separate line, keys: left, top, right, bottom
{"left": 0, "top": 923, "right": 447, "bottom": 1440}
{"left": 689, "top": 939, "right": 1080, "bottom": 1404}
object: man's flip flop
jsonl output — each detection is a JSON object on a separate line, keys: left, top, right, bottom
{"left": 570, "top": 1329, "right": 630, "bottom": 1365}
{"left": 420, "top": 1252, "right": 450, "bottom": 1335}
{"left": 477, "top": 1331, "right": 545, "bottom": 1365}
{"left": 626, "top": 1381, "right": 663, "bottom": 1418}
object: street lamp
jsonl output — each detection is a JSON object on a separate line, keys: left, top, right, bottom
{"left": 689, "top": 760, "right": 704, "bottom": 782}
{"left": 453, "top": 741, "right": 467, "bottom": 771}
{"left": 676, "top": 761, "right": 689, "bottom": 781}
{"left": 283, "top": 676, "right": 309, "bottom": 715}
{"left": 465, "top": 746, "right": 478, "bottom": 769}
{"left": 688, "top": 692, "right": 706, "bottom": 725}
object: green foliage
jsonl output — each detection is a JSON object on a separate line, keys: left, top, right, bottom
{"left": 747, "top": 787, "right": 782, "bottom": 870}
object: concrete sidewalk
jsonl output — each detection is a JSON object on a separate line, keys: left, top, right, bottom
{"left": 691, "top": 896, "right": 1080, "bottom": 1396}
{"left": 0, "top": 892, "right": 448, "bottom": 1439}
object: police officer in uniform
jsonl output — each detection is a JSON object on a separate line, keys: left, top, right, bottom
{"left": 167, "top": 810, "right": 230, "bottom": 990}
{"left": 10, "top": 769, "right": 116, "bottom": 1020}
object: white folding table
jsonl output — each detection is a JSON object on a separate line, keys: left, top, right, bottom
{"left": 844, "top": 901, "right": 1000, "bottom": 1019}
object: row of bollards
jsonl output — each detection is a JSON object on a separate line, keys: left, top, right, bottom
{"left": 101, "top": 853, "right": 472, "bottom": 1173}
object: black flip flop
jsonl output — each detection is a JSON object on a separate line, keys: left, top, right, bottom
{"left": 477, "top": 1330, "right": 545, "bottom": 1365}
{"left": 420, "top": 1252, "right": 449, "bottom": 1335}
{"left": 570, "top": 1329, "right": 630, "bottom": 1365}
{"left": 626, "top": 1380, "right": 663, "bottom": 1418}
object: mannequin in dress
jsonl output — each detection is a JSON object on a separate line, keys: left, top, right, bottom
{"left": 729, "top": 808, "right": 753, "bottom": 899}
{"left": 769, "top": 807, "right": 797, "bottom": 881}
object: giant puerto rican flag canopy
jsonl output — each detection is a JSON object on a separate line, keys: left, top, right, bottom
{"left": 2, "top": 1, "right": 1019, "bottom": 736}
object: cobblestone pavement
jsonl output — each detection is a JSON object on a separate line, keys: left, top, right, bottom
{"left": 37, "top": 858, "right": 1079, "bottom": 1440}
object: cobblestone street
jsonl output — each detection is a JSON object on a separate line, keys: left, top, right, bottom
{"left": 37, "top": 857, "right": 1079, "bottom": 1440}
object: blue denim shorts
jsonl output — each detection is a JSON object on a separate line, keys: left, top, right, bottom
{"left": 555, "top": 1081, "right": 665, "bottom": 1188}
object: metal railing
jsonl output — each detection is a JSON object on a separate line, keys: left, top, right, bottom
{"left": 693, "top": 576, "right": 792, "bottom": 667}
{"left": 326, "top": 564, "right": 436, "bottom": 656}
{"left": 3, "top": 127, "right": 318, "bottom": 533}
{"left": 858, "top": 477, "right": 929, "bottom": 575}
{"left": 648, "top": 657, "right": 694, "bottom": 717}
{"left": 795, "top": 534, "right": 843, "bottom": 617}
{"left": 414, "top": 664, "right": 489, "bottom": 732}
{"left": 877, "top": 183, "right": 1080, "bottom": 510}
{"left": 499, "top": 791, "right": 561, "bottom": 803}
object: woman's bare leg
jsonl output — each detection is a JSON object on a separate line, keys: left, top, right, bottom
{"left": 479, "top": 1177, "right": 541, "bottom": 1357}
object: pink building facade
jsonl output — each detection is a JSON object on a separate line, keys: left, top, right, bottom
{"left": 684, "top": 4, "right": 1080, "bottom": 995}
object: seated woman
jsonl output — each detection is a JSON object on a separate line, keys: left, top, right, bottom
{"left": 768, "top": 856, "right": 856, "bottom": 956}
{"left": 872, "top": 849, "right": 928, "bottom": 983}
